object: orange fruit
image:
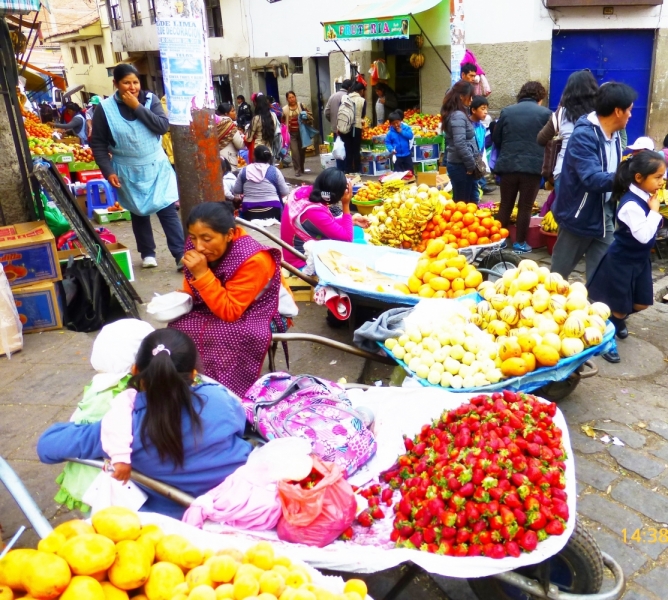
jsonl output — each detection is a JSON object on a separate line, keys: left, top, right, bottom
{"left": 442, "top": 210, "right": 452, "bottom": 222}
{"left": 451, "top": 211, "right": 463, "bottom": 223}
{"left": 467, "top": 232, "right": 478, "bottom": 245}
{"left": 494, "top": 219, "right": 503, "bottom": 228}
{"left": 466, "top": 203, "right": 477, "bottom": 213}
{"left": 462, "top": 213, "right": 475, "bottom": 226}
{"left": 455, "top": 201, "right": 467, "bottom": 212}
{"left": 458, "top": 239, "right": 470, "bottom": 248}
{"left": 490, "top": 226, "right": 500, "bottom": 235}
{"left": 460, "top": 228, "right": 470, "bottom": 238}
{"left": 499, "top": 228, "right": 510, "bottom": 239}
{"left": 478, "top": 236, "right": 490, "bottom": 245}
{"left": 491, "top": 233, "right": 501, "bottom": 242}
{"left": 481, "top": 217, "right": 494, "bottom": 229}
{"left": 475, "top": 226, "right": 487, "bottom": 238}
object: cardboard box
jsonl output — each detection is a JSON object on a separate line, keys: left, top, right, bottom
{"left": 12, "top": 281, "right": 63, "bottom": 333}
{"left": 320, "top": 153, "right": 337, "bottom": 170}
{"left": 414, "top": 159, "right": 439, "bottom": 173}
{"left": 413, "top": 143, "right": 440, "bottom": 161}
{"left": 0, "top": 221, "right": 61, "bottom": 288}
{"left": 94, "top": 209, "right": 132, "bottom": 224}
{"left": 417, "top": 172, "right": 438, "bottom": 187}
{"left": 58, "top": 243, "right": 134, "bottom": 282}
{"left": 284, "top": 272, "right": 314, "bottom": 302}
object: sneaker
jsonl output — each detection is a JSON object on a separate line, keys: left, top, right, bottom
{"left": 602, "top": 349, "right": 620, "bottom": 363}
{"left": 304, "top": 168, "right": 312, "bottom": 173}
{"left": 142, "top": 256, "right": 158, "bottom": 268}
{"left": 482, "top": 185, "right": 497, "bottom": 195}
{"left": 513, "top": 242, "right": 533, "bottom": 254}
{"left": 176, "top": 258, "right": 184, "bottom": 272}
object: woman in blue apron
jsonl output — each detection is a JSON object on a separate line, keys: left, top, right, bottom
{"left": 90, "top": 64, "right": 184, "bottom": 269}
{"left": 55, "top": 102, "right": 88, "bottom": 145}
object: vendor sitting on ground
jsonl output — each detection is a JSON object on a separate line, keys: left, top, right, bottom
{"left": 37, "top": 328, "right": 252, "bottom": 519}
{"left": 280, "top": 168, "right": 369, "bottom": 270}
{"left": 170, "top": 201, "right": 296, "bottom": 397}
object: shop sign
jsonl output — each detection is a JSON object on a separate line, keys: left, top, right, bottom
{"left": 324, "top": 16, "right": 410, "bottom": 41}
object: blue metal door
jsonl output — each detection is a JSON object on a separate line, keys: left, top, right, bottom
{"left": 550, "top": 29, "right": 655, "bottom": 142}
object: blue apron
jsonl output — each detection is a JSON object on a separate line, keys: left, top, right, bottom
{"left": 72, "top": 114, "right": 88, "bottom": 145}
{"left": 101, "top": 92, "right": 177, "bottom": 216}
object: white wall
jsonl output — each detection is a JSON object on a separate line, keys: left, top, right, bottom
{"left": 110, "top": 0, "right": 159, "bottom": 53}
{"left": 465, "top": 0, "right": 665, "bottom": 45}
{"left": 208, "top": 0, "right": 250, "bottom": 62}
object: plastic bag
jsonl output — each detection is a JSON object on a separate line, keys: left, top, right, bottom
{"left": 63, "top": 257, "right": 111, "bottom": 333}
{"left": 276, "top": 457, "right": 356, "bottom": 547}
{"left": 0, "top": 263, "right": 23, "bottom": 358}
{"left": 332, "top": 136, "right": 346, "bottom": 161}
{"left": 40, "top": 192, "right": 71, "bottom": 238}
{"left": 82, "top": 469, "right": 147, "bottom": 515}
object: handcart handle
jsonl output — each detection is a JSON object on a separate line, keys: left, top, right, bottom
{"left": 65, "top": 458, "right": 195, "bottom": 507}
{"left": 577, "top": 360, "right": 598, "bottom": 380}
{"left": 271, "top": 333, "right": 396, "bottom": 365}
{"left": 491, "top": 551, "right": 625, "bottom": 600}
{"left": 236, "top": 217, "right": 306, "bottom": 260}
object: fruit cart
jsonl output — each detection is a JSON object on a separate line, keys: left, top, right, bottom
{"left": 7, "top": 385, "right": 624, "bottom": 600}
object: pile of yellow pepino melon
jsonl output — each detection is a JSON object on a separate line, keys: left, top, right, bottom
{"left": 0, "top": 507, "right": 368, "bottom": 600}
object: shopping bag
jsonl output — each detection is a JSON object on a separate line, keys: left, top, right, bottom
{"left": 332, "top": 136, "right": 346, "bottom": 161}
{"left": 40, "top": 191, "right": 71, "bottom": 238}
{"left": 0, "top": 263, "right": 23, "bottom": 358}
{"left": 276, "top": 457, "right": 356, "bottom": 547}
{"left": 62, "top": 257, "right": 111, "bottom": 332}
{"left": 82, "top": 469, "right": 147, "bottom": 515}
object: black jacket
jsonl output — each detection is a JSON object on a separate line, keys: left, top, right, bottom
{"left": 493, "top": 99, "right": 551, "bottom": 175}
{"left": 90, "top": 91, "right": 168, "bottom": 178}
{"left": 237, "top": 101, "right": 253, "bottom": 129}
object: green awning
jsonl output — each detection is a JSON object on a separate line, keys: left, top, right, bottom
{"left": 323, "top": 0, "right": 442, "bottom": 41}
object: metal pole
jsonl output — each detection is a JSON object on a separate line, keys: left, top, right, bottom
{"left": 0, "top": 456, "right": 53, "bottom": 539}
{"left": 171, "top": 109, "right": 225, "bottom": 229}
{"left": 409, "top": 13, "right": 451, "bottom": 75}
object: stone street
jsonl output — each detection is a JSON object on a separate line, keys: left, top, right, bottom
{"left": 3, "top": 209, "right": 668, "bottom": 599}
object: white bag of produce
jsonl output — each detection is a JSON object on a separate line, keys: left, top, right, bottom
{"left": 0, "top": 263, "right": 23, "bottom": 358}
{"left": 332, "top": 136, "right": 346, "bottom": 161}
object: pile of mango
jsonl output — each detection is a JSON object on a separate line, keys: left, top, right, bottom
{"left": 0, "top": 507, "right": 368, "bottom": 600}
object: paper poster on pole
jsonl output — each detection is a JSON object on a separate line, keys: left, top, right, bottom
{"left": 450, "top": 0, "right": 466, "bottom": 87}
{"left": 155, "top": 0, "right": 214, "bottom": 126}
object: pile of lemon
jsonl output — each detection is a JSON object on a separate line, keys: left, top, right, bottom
{"left": 0, "top": 507, "right": 369, "bottom": 600}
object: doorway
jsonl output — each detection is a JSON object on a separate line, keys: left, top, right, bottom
{"left": 259, "top": 71, "right": 279, "bottom": 102}
{"left": 315, "top": 56, "right": 331, "bottom": 138}
{"left": 549, "top": 29, "right": 655, "bottom": 142}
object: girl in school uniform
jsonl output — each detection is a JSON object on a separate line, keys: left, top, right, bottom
{"left": 588, "top": 150, "right": 666, "bottom": 363}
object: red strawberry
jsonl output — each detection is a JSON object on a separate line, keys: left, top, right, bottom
{"left": 545, "top": 519, "right": 565, "bottom": 536}
{"left": 398, "top": 498, "right": 412, "bottom": 518}
{"left": 503, "top": 390, "right": 517, "bottom": 403}
{"left": 468, "top": 543, "right": 483, "bottom": 557}
{"left": 505, "top": 541, "right": 521, "bottom": 558}
{"left": 440, "top": 510, "right": 457, "bottom": 527}
{"left": 503, "top": 492, "right": 522, "bottom": 509}
{"left": 368, "top": 497, "right": 380, "bottom": 507}
{"left": 370, "top": 506, "right": 385, "bottom": 520}
{"left": 340, "top": 527, "right": 354, "bottom": 541}
{"left": 511, "top": 473, "right": 528, "bottom": 487}
{"left": 513, "top": 508, "right": 527, "bottom": 526}
{"left": 488, "top": 543, "right": 507, "bottom": 559}
{"left": 441, "top": 526, "right": 457, "bottom": 539}
{"left": 499, "top": 505, "right": 516, "bottom": 525}
{"left": 390, "top": 528, "right": 400, "bottom": 542}
{"left": 478, "top": 530, "right": 492, "bottom": 545}
{"left": 423, "top": 527, "right": 437, "bottom": 544}
{"left": 527, "top": 443, "right": 541, "bottom": 457}
{"left": 357, "top": 510, "right": 373, "bottom": 527}
{"left": 456, "top": 528, "right": 471, "bottom": 544}
{"left": 404, "top": 437, "right": 414, "bottom": 452}
{"left": 409, "top": 531, "right": 424, "bottom": 548}
{"left": 453, "top": 544, "right": 469, "bottom": 557}
{"left": 519, "top": 530, "right": 538, "bottom": 552}
{"left": 370, "top": 484, "right": 382, "bottom": 496}
{"left": 528, "top": 512, "right": 547, "bottom": 531}
{"left": 489, "top": 515, "right": 504, "bottom": 530}
{"left": 382, "top": 488, "right": 394, "bottom": 505}
{"left": 552, "top": 500, "right": 569, "bottom": 521}
{"left": 460, "top": 482, "right": 475, "bottom": 497}
{"left": 427, "top": 498, "right": 445, "bottom": 517}
{"left": 398, "top": 523, "right": 414, "bottom": 538}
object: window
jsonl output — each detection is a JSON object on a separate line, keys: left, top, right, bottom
{"left": 108, "top": 0, "right": 122, "bottom": 30}
{"left": 114, "top": 51, "right": 123, "bottom": 63}
{"left": 80, "top": 46, "right": 89, "bottom": 64}
{"left": 148, "top": 0, "right": 156, "bottom": 23}
{"left": 153, "top": 55, "right": 162, "bottom": 71}
{"left": 94, "top": 44, "right": 104, "bottom": 64}
{"left": 290, "top": 57, "right": 303, "bottom": 74}
{"left": 129, "top": 0, "right": 142, "bottom": 26}
{"left": 70, "top": 47, "right": 77, "bottom": 64}
{"left": 205, "top": 0, "right": 223, "bottom": 37}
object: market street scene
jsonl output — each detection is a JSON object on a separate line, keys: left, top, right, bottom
{"left": 5, "top": 0, "right": 668, "bottom": 599}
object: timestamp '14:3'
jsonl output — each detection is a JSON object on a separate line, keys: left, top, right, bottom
{"left": 622, "top": 528, "right": 668, "bottom": 543}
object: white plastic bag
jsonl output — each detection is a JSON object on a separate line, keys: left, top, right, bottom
{"left": 146, "top": 291, "right": 193, "bottom": 322}
{"left": 82, "top": 469, "right": 148, "bottom": 515}
{"left": 332, "top": 136, "right": 346, "bottom": 161}
{"left": 0, "top": 263, "right": 23, "bottom": 358}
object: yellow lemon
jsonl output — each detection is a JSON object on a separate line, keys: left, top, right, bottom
{"left": 109, "top": 540, "right": 151, "bottom": 590}
{"left": 291, "top": 590, "right": 316, "bottom": 600}
{"left": 37, "top": 532, "right": 67, "bottom": 554}
{"left": 216, "top": 548, "right": 245, "bottom": 563}
{"left": 60, "top": 576, "right": 105, "bottom": 600}
{"left": 272, "top": 566, "right": 290, "bottom": 578}
{"left": 144, "top": 562, "right": 185, "bottom": 600}
{"left": 215, "top": 583, "right": 235, "bottom": 599}
{"left": 233, "top": 576, "right": 260, "bottom": 600}
{"left": 273, "top": 556, "right": 290, "bottom": 568}
{"left": 0, "top": 549, "right": 37, "bottom": 590}
{"left": 100, "top": 581, "right": 130, "bottom": 600}
{"left": 343, "top": 581, "right": 367, "bottom": 598}
{"left": 236, "top": 564, "right": 263, "bottom": 580}
{"left": 136, "top": 533, "right": 157, "bottom": 564}
{"left": 209, "top": 556, "right": 238, "bottom": 584}
{"left": 23, "top": 551, "right": 71, "bottom": 599}
{"left": 284, "top": 572, "right": 308, "bottom": 589}
{"left": 156, "top": 535, "right": 203, "bottom": 571}
{"left": 92, "top": 507, "right": 141, "bottom": 542}
{"left": 59, "top": 533, "right": 116, "bottom": 576}
{"left": 139, "top": 524, "right": 164, "bottom": 545}
{"left": 53, "top": 519, "right": 96, "bottom": 539}
{"left": 188, "top": 585, "right": 217, "bottom": 600}
{"left": 259, "top": 571, "right": 285, "bottom": 597}
{"left": 187, "top": 566, "right": 213, "bottom": 591}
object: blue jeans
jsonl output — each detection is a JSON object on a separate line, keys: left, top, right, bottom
{"left": 473, "top": 177, "right": 486, "bottom": 202}
{"left": 131, "top": 202, "right": 184, "bottom": 261}
{"left": 336, "top": 159, "right": 346, "bottom": 172}
{"left": 446, "top": 162, "right": 477, "bottom": 203}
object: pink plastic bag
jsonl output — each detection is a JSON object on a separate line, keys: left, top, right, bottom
{"left": 276, "top": 457, "right": 356, "bottom": 547}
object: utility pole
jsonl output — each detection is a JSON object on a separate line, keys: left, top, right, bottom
{"left": 155, "top": 0, "right": 224, "bottom": 229}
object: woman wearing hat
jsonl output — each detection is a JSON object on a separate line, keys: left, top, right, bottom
{"left": 90, "top": 64, "right": 184, "bottom": 270}
{"left": 85, "top": 95, "right": 101, "bottom": 137}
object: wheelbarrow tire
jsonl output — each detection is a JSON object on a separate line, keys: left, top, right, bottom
{"left": 533, "top": 374, "right": 581, "bottom": 402}
{"left": 479, "top": 251, "right": 521, "bottom": 282}
{"left": 467, "top": 518, "right": 604, "bottom": 599}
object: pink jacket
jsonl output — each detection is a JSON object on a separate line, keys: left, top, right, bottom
{"left": 101, "top": 389, "right": 136, "bottom": 465}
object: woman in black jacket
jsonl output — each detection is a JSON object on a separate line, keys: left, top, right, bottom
{"left": 441, "top": 81, "right": 477, "bottom": 201}
{"left": 493, "top": 81, "right": 551, "bottom": 253}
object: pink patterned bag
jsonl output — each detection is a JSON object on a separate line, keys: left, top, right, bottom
{"left": 242, "top": 373, "right": 376, "bottom": 477}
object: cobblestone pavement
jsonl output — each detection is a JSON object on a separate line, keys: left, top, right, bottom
{"left": 4, "top": 214, "right": 668, "bottom": 600}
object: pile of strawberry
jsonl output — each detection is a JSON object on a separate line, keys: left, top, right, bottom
{"left": 381, "top": 391, "right": 569, "bottom": 558}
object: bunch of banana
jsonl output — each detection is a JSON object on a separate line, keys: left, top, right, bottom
{"left": 379, "top": 179, "right": 406, "bottom": 199}
{"left": 409, "top": 53, "right": 425, "bottom": 69}
{"left": 541, "top": 211, "right": 558, "bottom": 233}
{"left": 415, "top": 35, "right": 424, "bottom": 49}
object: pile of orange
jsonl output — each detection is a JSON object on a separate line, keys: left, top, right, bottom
{"left": 415, "top": 201, "right": 509, "bottom": 253}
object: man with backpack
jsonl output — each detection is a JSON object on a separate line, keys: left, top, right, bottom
{"left": 325, "top": 80, "right": 351, "bottom": 171}
{"left": 338, "top": 82, "right": 366, "bottom": 174}
{"left": 236, "top": 95, "right": 253, "bottom": 130}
